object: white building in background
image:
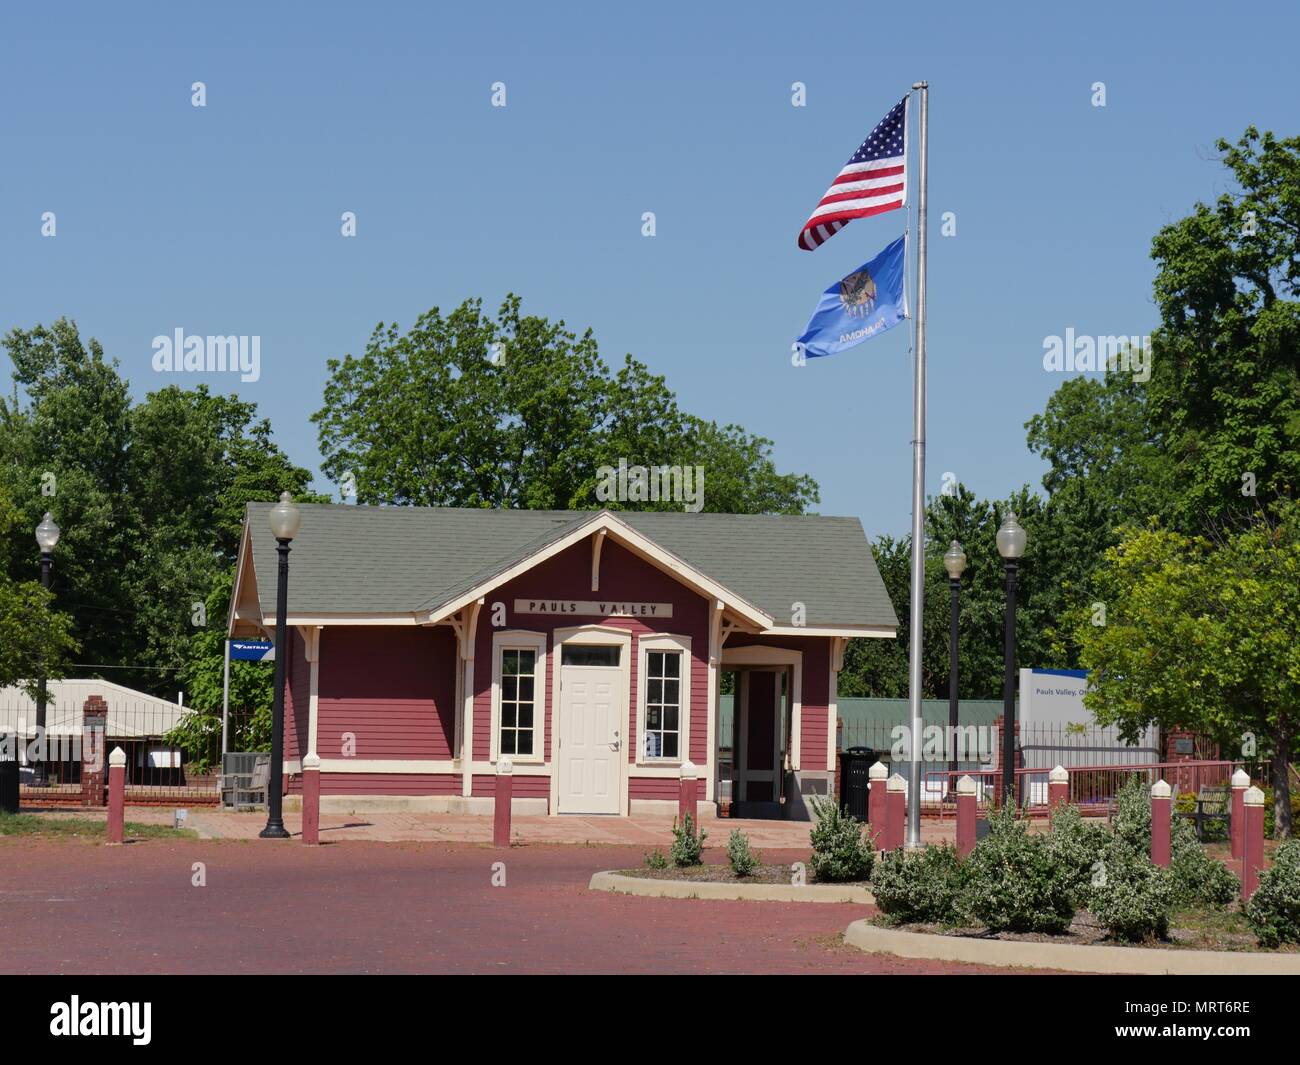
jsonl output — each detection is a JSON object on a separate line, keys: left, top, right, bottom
{"left": 0, "top": 679, "right": 190, "bottom": 771}
{"left": 1017, "top": 667, "right": 1160, "bottom": 770}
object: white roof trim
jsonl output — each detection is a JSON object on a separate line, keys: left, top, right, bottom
{"left": 226, "top": 526, "right": 264, "bottom": 637}
{"left": 420, "top": 510, "right": 773, "bottom": 629}
{"left": 762, "top": 625, "right": 897, "bottom": 639}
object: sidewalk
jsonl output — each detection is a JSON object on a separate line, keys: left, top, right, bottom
{"left": 27, "top": 806, "right": 959, "bottom": 847}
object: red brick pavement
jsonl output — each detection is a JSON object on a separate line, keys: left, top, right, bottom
{"left": 0, "top": 840, "right": 1013, "bottom": 975}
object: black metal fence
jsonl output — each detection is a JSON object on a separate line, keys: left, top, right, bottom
{"left": 2, "top": 699, "right": 262, "bottom": 805}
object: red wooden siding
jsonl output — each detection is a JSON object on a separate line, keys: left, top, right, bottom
{"left": 470, "top": 539, "right": 710, "bottom": 769}
{"left": 283, "top": 627, "right": 309, "bottom": 763}
{"left": 471, "top": 773, "right": 550, "bottom": 799}
{"left": 319, "top": 772, "right": 461, "bottom": 796}
{"left": 628, "top": 777, "right": 680, "bottom": 800}
{"left": 315, "top": 626, "right": 457, "bottom": 760}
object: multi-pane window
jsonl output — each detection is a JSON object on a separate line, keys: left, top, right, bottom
{"left": 499, "top": 648, "right": 537, "bottom": 757}
{"left": 643, "top": 650, "right": 681, "bottom": 759}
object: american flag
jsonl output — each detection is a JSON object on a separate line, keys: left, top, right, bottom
{"left": 797, "top": 96, "right": 908, "bottom": 251}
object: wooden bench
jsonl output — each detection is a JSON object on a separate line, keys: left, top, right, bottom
{"left": 220, "top": 752, "right": 270, "bottom": 811}
{"left": 1177, "top": 784, "right": 1231, "bottom": 842}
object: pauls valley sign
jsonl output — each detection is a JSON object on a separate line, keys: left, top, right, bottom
{"left": 514, "top": 599, "right": 673, "bottom": 619}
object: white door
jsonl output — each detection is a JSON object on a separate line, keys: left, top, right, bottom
{"left": 557, "top": 663, "right": 622, "bottom": 814}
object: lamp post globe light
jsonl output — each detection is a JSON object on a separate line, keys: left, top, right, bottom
{"left": 33, "top": 513, "right": 61, "bottom": 786}
{"left": 942, "top": 541, "right": 967, "bottom": 795}
{"left": 261, "top": 492, "right": 300, "bottom": 839}
{"left": 996, "top": 513, "right": 1026, "bottom": 804}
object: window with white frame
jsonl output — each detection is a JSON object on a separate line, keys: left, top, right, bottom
{"left": 492, "top": 632, "right": 546, "bottom": 762}
{"left": 638, "top": 635, "right": 690, "bottom": 763}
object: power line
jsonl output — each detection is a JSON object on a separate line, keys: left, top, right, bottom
{"left": 67, "top": 663, "right": 185, "bottom": 672}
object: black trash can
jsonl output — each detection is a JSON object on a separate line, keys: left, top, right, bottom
{"left": 838, "top": 746, "right": 880, "bottom": 822}
{"left": 0, "top": 758, "right": 18, "bottom": 815}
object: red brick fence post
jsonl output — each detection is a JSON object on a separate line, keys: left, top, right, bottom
{"left": 493, "top": 758, "right": 513, "bottom": 847}
{"left": 301, "top": 753, "right": 320, "bottom": 845}
{"left": 1242, "top": 785, "right": 1265, "bottom": 902}
{"left": 868, "top": 761, "right": 887, "bottom": 842}
{"left": 883, "top": 773, "right": 906, "bottom": 852}
{"left": 956, "top": 774, "right": 976, "bottom": 858}
{"left": 1150, "top": 778, "right": 1171, "bottom": 867}
{"left": 678, "top": 760, "right": 698, "bottom": 824}
{"left": 81, "top": 695, "right": 108, "bottom": 807}
{"left": 1230, "top": 768, "right": 1249, "bottom": 861}
{"left": 106, "top": 747, "right": 125, "bottom": 845}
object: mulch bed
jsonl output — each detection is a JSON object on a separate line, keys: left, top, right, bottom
{"left": 885, "top": 909, "right": 1298, "bottom": 953}
{"left": 618, "top": 862, "right": 868, "bottom": 888}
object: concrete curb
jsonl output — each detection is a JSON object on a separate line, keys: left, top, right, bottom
{"left": 589, "top": 870, "right": 873, "bottom": 904}
{"left": 843, "top": 920, "right": 1300, "bottom": 974}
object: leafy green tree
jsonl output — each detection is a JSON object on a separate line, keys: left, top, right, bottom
{"left": 313, "top": 295, "right": 818, "bottom": 514}
{"left": 166, "top": 566, "right": 274, "bottom": 769}
{"left": 0, "top": 489, "right": 78, "bottom": 691}
{"left": 1, "top": 320, "right": 138, "bottom": 684}
{"left": 841, "top": 484, "right": 1058, "bottom": 699}
{"left": 1146, "top": 127, "right": 1300, "bottom": 527}
{"left": 126, "top": 385, "right": 326, "bottom": 687}
{"left": 1, "top": 320, "right": 320, "bottom": 697}
{"left": 1075, "top": 509, "right": 1300, "bottom": 838}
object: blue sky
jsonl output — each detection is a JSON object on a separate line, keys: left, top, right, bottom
{"left": 3, "top": 1, "right": 1296, "bottom": 537}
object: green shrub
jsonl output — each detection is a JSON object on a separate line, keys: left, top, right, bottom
{"left": 669, "top": 813, "right": 707, "bottom": 867}
{"left": 726, "top": 830, "right": 760, "bottom": 876}
{"left": 1263, "top": 789, "right": 1300, "bottom": 839}
{"left": 643, "top": 848, "right": 668, "bottom": 870}
{"left": 1107, "top": 777, "right": 1237, "bottom": 907}
{"left": 960, "top": 803, "right": 1076, "bottom": 934}
{"left": 1246, "top": 839, "right": 1300, "bottom": 948}
{"left": 1090, "top": 842, "right": 1176, "bottom": 942}
{"left": 808, "top": 795, "right": 874, "bottom": 882}
{"left": 871, "top": 843, "right": 965, "bottom": 925}
{"left": 1169, "top": 817, "right": 1238, "bottom": 907}
{"left": 1112, "top": 774, "right": 1154, "bottom": 853}
{"left": 1047, "top": 803, "right": 1112, "bottom": 906}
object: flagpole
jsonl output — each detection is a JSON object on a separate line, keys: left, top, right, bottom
{"left": 905, "top": 80, "right": 929, "bottom": 848}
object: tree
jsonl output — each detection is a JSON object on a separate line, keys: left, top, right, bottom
{"left": 125, "top": 385, "right": 326, "bottom": 686}
{"left": 166, "top": 566, "right": 274, "bottom": 770}
{"left": 0, "top": 489, "right": 78, "bottom": 692}
{"left": 1075, "top": 510, "right": 1300, "bottom": 838}
{"left": 1, "top": 319, "right": 136, "bottom": 682}
{"left": 1, "top": 319, "right": 321, "bottom": 696}
{"left": 840, "top": 484, "right": 1059, "bottom": 699}
{"left": 313, "top": 295, "right": 819, "bottom": 514}
{"left": 1146, "top": 127, "right": 1300, "bottom": 528}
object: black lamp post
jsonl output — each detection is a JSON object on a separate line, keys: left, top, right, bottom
{"left": 260, "top": 492, "right": 300, "bottom": 839}
{"left": 942, "top": 540, "right": 966, "bottom": 794}
{"left": 996, "top": 513, "right": 1027, "bottom": 804}
{"left": 33, "top": 512, "right": 61, "bottom": 786}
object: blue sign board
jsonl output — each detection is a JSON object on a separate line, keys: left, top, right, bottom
{"left": 229, "top": 639, "right": 275, "bottom": 662}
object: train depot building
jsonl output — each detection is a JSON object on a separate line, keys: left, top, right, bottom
{"left": 229, "top": 505, "right": 897, "bottom": 818}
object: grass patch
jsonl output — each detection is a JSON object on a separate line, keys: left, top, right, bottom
{"left": 0, "top": 813, "right": 197, "bottom": 841}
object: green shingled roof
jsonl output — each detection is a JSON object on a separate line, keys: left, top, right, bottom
{"left": 238, "top": 504, "right": 899, "bottom": 630}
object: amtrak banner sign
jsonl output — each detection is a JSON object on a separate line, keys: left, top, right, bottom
{"left": 229, "top": 639, "right": 275, "bottom": 662}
